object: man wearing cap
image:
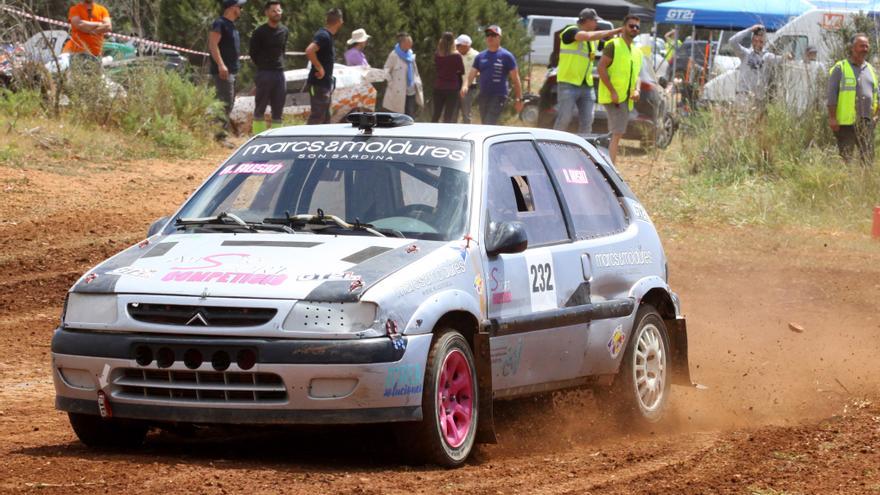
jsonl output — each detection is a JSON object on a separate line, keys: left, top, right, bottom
{"left": 554, "top": 8, "right": 622, "bottom": 136}
{"left": 249, "top": 1, "right": 289, "bottom": 134}
{"left": 461, "top": 25, "right": 523, "bottom": 125}
{"left": 62, "top": 0, "right": 111, "bottom": 64}
{"left": 305, "top": 7, "right": 344, "bottom": 125}
{"left": 345, "top": 29, "right": 371, "bottom": 67}
{"left": 208, "top": 0, "right": 245, "bottom": 135}
{"left": 455, "top": 34, "right": 479, "bottom": 123}
{"left": 598, "top": 14, "right": 642, "bottom": 163}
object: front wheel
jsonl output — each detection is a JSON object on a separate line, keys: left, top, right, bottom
{"left": 598, "top": 305, "right": 671, "bottom": 426}
{"left": 402, "top": 329, "right": 478, "bottom": 467}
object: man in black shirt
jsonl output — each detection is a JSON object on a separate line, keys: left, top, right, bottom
{"left": 208, "top": 0, "right": 245, "bottom": 136}
{"left": 250, "top": 1, "right": 289, "bottom": 133}
{"left": 305, "top": 7, "right": 343, "bottom": 125}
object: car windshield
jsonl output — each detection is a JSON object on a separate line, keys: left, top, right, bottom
{"left": 174, "top": 136, "right": 472, "bottom": 241}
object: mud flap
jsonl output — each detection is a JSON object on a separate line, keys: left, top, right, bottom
{"left": 473, "top": 329, "right": 497, "bottom": 444}
{"left": 666, "top": 316, "right": 693, "bottom": 386}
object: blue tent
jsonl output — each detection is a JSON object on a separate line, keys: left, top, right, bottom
{"left": 655, "top": 0, "right": 815, "bottom": 30}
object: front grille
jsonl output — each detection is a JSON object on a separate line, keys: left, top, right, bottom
{"left": 128, "top": 303, "right": 276, "bottom": 327}
{"left": 113, "top": 368, "right": 287, "bottom": 403}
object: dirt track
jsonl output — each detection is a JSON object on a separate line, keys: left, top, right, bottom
{"left": 1, "top": 147, "right": 879, "bottom": 494}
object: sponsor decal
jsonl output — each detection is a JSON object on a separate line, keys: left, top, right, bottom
{"left": 489, "top": 267, "right": 512, "bottom": 305}
{"left": 240, "top": 139, "right": 468, "bottom": 163}
{"left": 561, "top": 168, "right": 589, "bottom": 185}
{"left": 821, "top": 13, "right": 844, "bottom": 30}
{"left": 665, "top": 8, "right": 694, "bottom": 22}
{"left": 491, "top": 339, "right": 524, "bottom": 377}
{"left": 608, "top": 326, "right": 626, "bottom": 358}
{"left": 108, "top": 266, "right": 157, "bottom": 279}
{"left": 525, "top": 251, "right": 556, "bottom": 312}
{"left": 218, "top": 162, "right": 284, "bottom": 175}
{"left": 383, "top": 364, "right": 422, "bottom": 397}
{"left": 593, "top": 250, "right": 653, "bottom": 268}
{"left": 84, "top": 273, "right": 98, "bottom": 284}
{"left": 385, "top": 319, "right": 406, "bottom": 350}
{"left": 296, "top": 272, "right": 359, "bottom": 282}
{"left": 405, "top": 244, "right": 419, "bottom": 254}
{"left": 349, "top": 278, "right": 364, "bottom": 292}
{"left": 631, "top": 202, "right": 651, "bottom": 223}
{"left": 161, "top": 271, "right": 287, "bottom": 285}
{"left": 138, "top": 239, "right": 150, "bottom": 249}
{"left": 161, "top": 253, "right": 288, "bottom": 285}
{"left": 474, "top": 274, "right": 483, "bottom": 295}
{"left": 397, "top": 259, "right": 466, "bottom": 297}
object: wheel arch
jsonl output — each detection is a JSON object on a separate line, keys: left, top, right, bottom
{"left": 636, "top": 284, "right": 691, "bottom": 386}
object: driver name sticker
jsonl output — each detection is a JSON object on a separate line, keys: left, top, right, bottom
{"left": 524, "top": 250, "right": 556, "bottom": 312}
{"left": 561, "top": 168, "right": 589, "bottom": 185}
{"left": 219, "top": 162, "right": 284, "bottom": 175}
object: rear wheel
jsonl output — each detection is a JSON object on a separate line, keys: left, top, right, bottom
{"left": 402, "top": 330, "right": 478, "bottom": 467}
{"left": 598, "top": 305, "right": 671, "bottom": 426}
{"left": 68, "top": 412, "right": 149, "bottom": 448}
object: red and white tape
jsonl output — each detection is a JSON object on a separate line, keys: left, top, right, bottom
{"left": 1, "top": 5, "right": 211, "bottom": 57}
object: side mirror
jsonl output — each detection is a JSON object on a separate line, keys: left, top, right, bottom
{"left": 147, "top": 216, "right": 170, "bottom": 238}
{"left": 486, "top": 221, "right": 528, "bottom": 257}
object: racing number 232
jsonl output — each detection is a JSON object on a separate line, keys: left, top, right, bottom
{"left": 530, "top": 263, "right": 554, "bottom": 293}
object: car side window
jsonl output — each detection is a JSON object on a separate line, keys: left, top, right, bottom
{"left": 487, "top": 141, "right": 568, "bottom": 246}
{"left": 538, "top": 141, "right": 628, "bottom": 239}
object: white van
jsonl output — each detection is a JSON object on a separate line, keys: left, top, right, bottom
{"left": 526, "top": 15, "right": 614, "bottom": 65}
{"left": 701, "top": 9, "right": 856, "bottom": 104}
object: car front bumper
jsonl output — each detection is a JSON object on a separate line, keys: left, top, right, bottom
{"left": 52, "top": 327, "right": 431, "bottom": 425}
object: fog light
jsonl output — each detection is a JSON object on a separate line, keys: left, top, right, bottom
{"left": 59, "top": 368, "right": 96, "bottom": 390}
{"left": 156, "top": 347, "right": 175, "bottom": 368}
{"left": 183, "top": 349, "right": 202, "bottom": 370}
{"left": 135, "top": 345, "right": 153, "bottom": 366}
{"left": 212, "top": 351, "right": 230, "bottom": 371}
{"left": 236, "top": 349, "right": 256, "bottom": 370}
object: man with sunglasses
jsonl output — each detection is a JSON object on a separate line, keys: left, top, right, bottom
{"left": 554, "top": 8, "right": 622, "bottom": 137}
{"left": 461, "top": 25, "right": 523, "bottom": 125}
{"left": 598, "top": 14, "right": 642, "bottom": 163}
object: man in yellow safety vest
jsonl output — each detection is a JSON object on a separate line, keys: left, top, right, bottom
{"left": 597, "top": 14, "right": 642, "bottom": 163}
{"left": 553, "top": 8, "right": 621, "bottom": 136}
{"left": 827, "top": 33, "right": 879, "bottom": 167}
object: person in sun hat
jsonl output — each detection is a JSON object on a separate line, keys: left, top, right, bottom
{"left": 345, "top": 28, "right": 371, "bottom": 66}
{"left": 455, "top": 33, "right": 479, "bottom": 123}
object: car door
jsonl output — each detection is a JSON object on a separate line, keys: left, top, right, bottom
{"left": 482, "top": 137, "right": 590, "bottom": 396}
{"left": 537, "top": 140, "right": 655, "bottom": 376}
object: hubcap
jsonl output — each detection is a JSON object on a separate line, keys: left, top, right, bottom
{"left": 437, "top": 349, "right": 474, "bottom": 449}
{"left": 633, "top": 323, "right": 666, "bottom": 412}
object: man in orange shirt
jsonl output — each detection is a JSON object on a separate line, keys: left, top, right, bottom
{"left": 63, "top": 0, "right": 112, "bottom": 58}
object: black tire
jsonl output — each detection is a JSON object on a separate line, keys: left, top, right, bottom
{"left": 598, "top": 305, "right": 672, "bottom": 426}
{"left": 68, "top": 412, "right": 149, "bottom": 448}
{"left": 654, "top": 112, "right": 676, "bottom": 149}
{"left": 400, "top": 329, "right": 478, "bottom": 467}
{"left": 520, "top": 102, "right": 540, "bottom": 127}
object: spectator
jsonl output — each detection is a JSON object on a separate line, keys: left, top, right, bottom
{"left": 455, "top": 34, "right": 479, "bottom": 123}
{"left": 249, "top": 0, "right": 289, "bottom": 134}
{"left": 597, "top": 14, "right": 641, "bottom": 163}
{"left": 432, "top": 32, "right": 465, "bottom": 123}
{"left": 553, "top": 8, "right": 621, "bottom": 137}
{"left": 62, "top": 0, "right": 111, "bottom": 70}
{"left": 345, "top": 29, "right": 371, "bottom": 67}
{"left": 827, "top": 33, "right": 878, "bottom": 167}
{"left": 305, "top": 8, "right": 344, "bottom": 125}
{"left": 461, "top": 25, "right": 523, "bottom": 125}
{"left": 729, "top": 24, "right": 782, "bottom": 109}
{"left": 208, "top": 0, "right": 245, "bottom": 137}
{"left": 383, "top": 32, "right": 423, "bottom": 117}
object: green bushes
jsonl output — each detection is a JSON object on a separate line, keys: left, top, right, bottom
{"left": 65, "top": 63, "right": 222, "bottom": 151}
{"left": 659, "top": 102, "right": 880, "bottom": 231}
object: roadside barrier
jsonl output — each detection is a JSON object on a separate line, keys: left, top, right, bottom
{"left": 0, "top": 5, "right": 305, "bottom": 59}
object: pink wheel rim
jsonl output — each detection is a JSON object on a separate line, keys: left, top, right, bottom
{"left": 437, "top": 349, "right": 474, "bottom": 449}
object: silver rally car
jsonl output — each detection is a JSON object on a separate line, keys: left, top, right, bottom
{"left": 52, "top": 113, "right": 690, "bottom": 466}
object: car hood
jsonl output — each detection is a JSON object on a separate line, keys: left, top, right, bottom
{"left": 71, "top": 233, "right": 445, "bottom": 301}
